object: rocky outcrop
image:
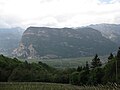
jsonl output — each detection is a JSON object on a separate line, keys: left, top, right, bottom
{"left": 13, "top": 43, "right": 37, "bottom": 59}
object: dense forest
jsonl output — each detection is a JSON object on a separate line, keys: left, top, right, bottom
{"left": 0, "top": 47, "right": 120, "bottom": 86}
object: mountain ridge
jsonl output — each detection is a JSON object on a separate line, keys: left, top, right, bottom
{"left": 89, "top": 23, "right": 120, "bottom": 45}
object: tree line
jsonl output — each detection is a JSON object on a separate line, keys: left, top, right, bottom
{"left": 0, "top": 47, "right": 120, "bottom": 85}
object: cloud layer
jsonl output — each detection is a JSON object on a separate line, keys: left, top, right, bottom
{"left": 0, "top": 0, "right": 120, "bottom": 28}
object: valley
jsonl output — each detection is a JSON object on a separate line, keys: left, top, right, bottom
{"left": 20, "top": 56, "right": 107, "bottom": 68}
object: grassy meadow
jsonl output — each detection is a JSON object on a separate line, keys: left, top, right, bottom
{"left": 0, "top": 82, "right": 119, "bottom": 90}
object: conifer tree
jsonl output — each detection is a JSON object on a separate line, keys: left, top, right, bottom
{"left": 91, "top": 54, "right": 102, "bottom": 68}
{"left": 85, "top": 61, "right": 89, "bottom": 70}
{"left": 77, "top": 66, "right": 82, "bottom": 72}
{"left": 108, "top": 53, "right": 114, "bottom": 62}
{"left": 117, "top": 47, "right": 120, "bottom": 59}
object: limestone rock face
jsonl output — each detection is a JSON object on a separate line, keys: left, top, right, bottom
{"left": 13, "top": 43, "right": 37, "bottom": 59}
{"left": 28, "top": 44, "right": 37, "bottom": 59}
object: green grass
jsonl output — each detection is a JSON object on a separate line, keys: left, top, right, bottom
{"left": 0, "top": 82, "right": 119, "bottom": 90}
{"left": 20, "top": 56, "right": 107, "bottom": 68}
{"left": 0, "top": 82, "right": 81, "bottom": 90}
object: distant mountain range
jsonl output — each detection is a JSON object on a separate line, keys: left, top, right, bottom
{"left": 89, "top": 24, "right": 120, "bottom": 45}
{"left": 13, "top": 24, "right": 119, "bottom": 59}
{"left": 0, "top": 27, "right": 24, "bottom": 55}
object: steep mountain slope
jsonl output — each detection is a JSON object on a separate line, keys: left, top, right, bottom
{"left": 0, "top": 27, "right": 24, "bottom": 55}
{"left": 89, "top": 24, "right": 120, "bottom": 44}
{"left": 13, "top": 27, "right": 117, "bottom": 59}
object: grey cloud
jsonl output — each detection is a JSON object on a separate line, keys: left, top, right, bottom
{"left": 0, "top": 15, "right": 22, "bottom": 28}
{"left": 114, "top": 16, "right": 120, "bottom": 23}
{"left": 40, "top": 0, "right": 56, "bottom": 3}
{"left": 55, "top": 14, "right": 75, "bottom": 23}
{"left": 0, "top": 20, "right": 11, "bottom": 28}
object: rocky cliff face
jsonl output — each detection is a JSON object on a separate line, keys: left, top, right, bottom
{"left": 13, "top": 27, "right": 117, "bottom": 59}
{"left": 13, "top": 43, "right": 37, "bottom": 59}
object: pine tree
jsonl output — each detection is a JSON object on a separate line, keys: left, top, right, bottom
{"left": 91, "top": 54, "right": 102, "bottom": 68}
{"left": 83, "top": 62, "right": 89, "bottom": 71}
{"left": 77, "top": 66, "right": 82, "bottom": 72}
{"left": 108, "top": 53, "right": 114, "bottom": 62}
{"left": 85, "top": 61, "right": 89, "bottom": 70}
{"left": 117, "top": 47, "right": 120, "bottom": 59}
{"left": 116, "top": 47, "right": 120, "bottom": 82}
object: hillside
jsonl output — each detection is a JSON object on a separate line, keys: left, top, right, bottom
{"left": 89, "top": 24, "right": 120, "bottom": 45}
{"left": 0, "top": 54, "right": 55, "bottom": 82}
{"left": 0, "top": 27, "right": 24, "bottom": 55}
{"left": 13, "top": 27, "right": 117, "bottom": 59}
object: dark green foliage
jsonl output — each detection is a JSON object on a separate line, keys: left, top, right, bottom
{"left": 78, "top": 70, "right": 90, "bottom": 85}
{"left": 102, "top": 58, "right": 116, "bottom": 83}
{"left": 102, "top": 47, "right": 120, "bottom": 84}
{"left": 8, "top": 62, "right": 55, "bottom": 82}
{"left": 117, "top": 47, "right": 120, "bottom": 58}
{"left": 0, "top": 55, "right": 54, "bottom": 82}
{"left": 70, "top": 70, "right": 89, "bottom": 85}
{"left": 0, "top": 55, "right": 72, "bottom": 83}
{"left": 0, "top": 55, "right": 21, "bottom": 81}
{"left": 38, "top": 61, "right": 55, "bottom": 72}
{"left": 108, "top": 53, "right": 114, "bottom": 61}
{"left": 70, "top": 72, "right": 80, "bottom": 85}
{"left": 85, "top": 61, "right": 89, "bottom": 71}
{"left": 53, "top": 73, "right": 69, "bottom": 84}
{"left": 116, "top": 47, "right": 120, "bottom": 83}
{"left": 91, "top": 54, "right": 102, "bottom": 68}
{"left": 53, "top": 68, "right": 75, "bottom": 84}
{"left": 89, "top": 68, "right": 104, "bottom": 85}
{"left": 70, "top": 62, "right": 90, "bottom": 85}
{"left": 77, "top": 66, "right": 82, "bottom": 72}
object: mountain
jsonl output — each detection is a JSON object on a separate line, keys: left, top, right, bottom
{"left": 0, "top": 27, "right": 24, "bottom": 55}
{"left": 89, "top": 24, "right": 120, "bottom": 45}
{"left": 13, "top": 27, "right": 117, "bottom": 59}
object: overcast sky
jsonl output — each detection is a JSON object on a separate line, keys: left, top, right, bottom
{"left": 0, "top": 0, "right": 120, "bottom": 28}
